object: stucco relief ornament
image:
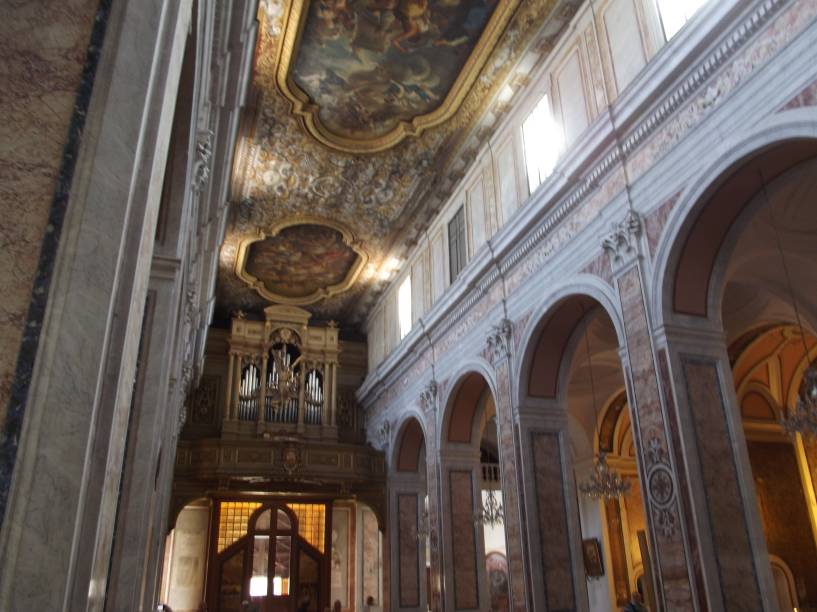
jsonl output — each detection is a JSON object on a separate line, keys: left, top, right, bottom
{"left": 192, "top": 129, "right": 214, "bottom": 191}
{"left": 377, "top": 419, "right": 391, "bottom": 452}
{"left": 485, "top": 319, "right": 513, "bottom": 363}
{"left": 420, "top": 380, "right": 438, "bottom": 415}
{"left": 602, "top": 210, "right": 642, "bottom": 267}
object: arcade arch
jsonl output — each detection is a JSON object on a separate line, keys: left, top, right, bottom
{"left": 657, "top": 138, "right": 817, "bottom": 610}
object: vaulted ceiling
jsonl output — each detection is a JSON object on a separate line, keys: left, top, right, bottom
{"left": 218, "top": 0, "right": 581, "bottom": 330}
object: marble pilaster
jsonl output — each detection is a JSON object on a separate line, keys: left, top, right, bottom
{"left": 604, "top": 211, "right": 698, "bottom": 610}
{"left": 484, "top": 320, "right": 532, "bottom": 612}
{"left": 516, "top": 400, "right": 587, "bottom": 612}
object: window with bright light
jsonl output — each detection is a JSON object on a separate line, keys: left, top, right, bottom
{"left": 656, "top": 0, "right": 707, "bottom": 40}
{"left": 398, "top": 275, "right": 412, "bottom": 340}
{"left": 522, "top": 94, "right": 563, "bottom": 194}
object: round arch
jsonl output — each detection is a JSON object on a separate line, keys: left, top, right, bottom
{"left": 438, "top": 359, "right": 498, "bottom": 450}
{"left": 392, "top": 414, "right": 428, "bottom": 474}
{"left": 651, "top": 116, "right": 817, "bottom": 328}
{"left": 514, "top": 278, "right": 626, "bottom": 408}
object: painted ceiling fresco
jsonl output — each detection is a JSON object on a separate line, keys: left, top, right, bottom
{"left": 218, "top": 0, "right": 582, "bottom": 328}
{"left": 290, "top": 0, "right": 500, "bottom": 141}
{"left": 244, "top": 224, "right": 361, "bottom": 301}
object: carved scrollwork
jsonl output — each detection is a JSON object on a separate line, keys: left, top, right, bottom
{"left": 192, "top": 129, "right": 214, "bottom": 192}
{"left": 602, "top": 210, "right": 642, "bottom": 267}
{"left": 485, "top": 319, "right": 513, "bottom": 364}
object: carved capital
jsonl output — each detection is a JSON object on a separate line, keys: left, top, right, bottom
{"left": 377, "top": 419, "right": 392, "bottom": 452}
{"left": 602, "top": 210, "right": 642, "bottom": 268}
{"left": 486, "top": 319, "right": 513, "bottom": 363}
{"left": 420, "top": 380, "right": 438, "bottom": 415}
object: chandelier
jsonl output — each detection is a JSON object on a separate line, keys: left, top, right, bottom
{"left": 579, "top": 452, "right": 631, "bottom": 500}
{"left": 760, "top": 176, "right": 817, "bottom": 439}
{"left": 474, "top": 488, "right": 504, "bottom": 528}
{"left": 577, "top": 323, "right": 630, "bottom": 500}
{"left": 415, "top": 508, "right": 430, "bottom": 541}
{"left": 781, "top": 363, "right": 817, "bottom": 439}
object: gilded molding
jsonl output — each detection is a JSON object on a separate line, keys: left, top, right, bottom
{"left": 274, "top": 0, "right": 522, "bottom": 153}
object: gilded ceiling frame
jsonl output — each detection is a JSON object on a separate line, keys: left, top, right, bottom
{"left": 275, "top": 0, "right": 522, "bottom": 154}
{"left": 235, "top": 216, "right": 369, "bottom": 306}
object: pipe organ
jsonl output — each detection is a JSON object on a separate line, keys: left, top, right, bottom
{"left": 223, "top": 306, "right": 340, "bottom": 437}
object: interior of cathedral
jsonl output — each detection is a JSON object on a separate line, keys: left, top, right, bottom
{"left": 3, "top": 0, "right": 817, "bottom": 610}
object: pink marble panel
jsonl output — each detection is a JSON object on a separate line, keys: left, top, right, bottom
{"left": 531, "top": 432, "right": 575, "bottom": 612}
{"left": 580, "top": 252, "right": 613, "bottom": 286}
{"left": 645, "top": 191, "right": 681, "bottom": 259}
{"left": 494, "top": 361, "right": 527, "bottom": 612}
{"left": 681, "top": 358, "right": 763, "bottom": 609}
{"left": 398, "top": 494, "right": 420, "bottom": 607}
{"left": 780, "top": 78, "right": 817, "bottom": 111}
{"left": 449, "top": 470, "right": 479, "bottom": 610}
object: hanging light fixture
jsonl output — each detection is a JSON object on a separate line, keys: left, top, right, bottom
{"left": 474, "top": 488, "right": 505, "bottom": 528}
{"left": 415, "top": 507, "right": 430, "bottom": 541}
{"left": 762, "top": 175, "right": 817, "bottom": 439}
{"left": 579, "top": 452, "right": 631, "bottom": 500}
{"left": 578, "top": 322, "right": 631, "bottom": 500}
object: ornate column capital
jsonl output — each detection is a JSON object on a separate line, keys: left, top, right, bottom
{"left": 602, "top": 209, "right": 642, "bottom": 271}
{"left": 419, "top": 380, "right": 438, "bottom": 415}
{"left": 485, "top": 318, "right": 513, "bottom": 364}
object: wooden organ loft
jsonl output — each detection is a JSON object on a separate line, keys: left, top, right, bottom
{"left": 225, "top": 306, "right": 341, "bottom": 437}
{"left": 172, "top": 305, "right": 386, "bottom": 534}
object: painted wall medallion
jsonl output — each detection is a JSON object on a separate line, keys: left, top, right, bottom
{"left": 276, "top": 0, "right": 520, "bottom": 152}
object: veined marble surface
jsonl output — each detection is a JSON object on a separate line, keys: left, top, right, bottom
{"left": 0, "top": 0, "right": 99, "bottom": 424}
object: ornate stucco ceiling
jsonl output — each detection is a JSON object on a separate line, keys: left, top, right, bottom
{"left": 219, "top": 0, "right": 582, "bottom": 329}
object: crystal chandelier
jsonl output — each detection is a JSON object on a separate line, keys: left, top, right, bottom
{"left": 415, "top": 508, "right": 430, "bottom": 541}
{"left": 780, "top": 357, "right": 817, "bottom": 439}
{"left": 579, "top": 452, "right": 631, "bottom": 500}
{"left": 761, "top": 177, "right": 817, "bottom": 439}
{"left": 474, "top": 488, "right": 504, "bottom": 528}
{"left": 577, "top": 325, "right": 630, "bottom": 500}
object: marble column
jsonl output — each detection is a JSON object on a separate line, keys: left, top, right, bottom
{"left": 657, "top": 323, "right": 777, "bottom": 611}
{"left": 602, "top": 211, "right": 699, "bottom": 611}
{"left": 438, "top": 446, "right": 487, "bottom": 612}
{"left": 516, "top": 399, "right": 588, "bottom": 612}
{"left": 105, "top": 262, "right": 184, "bottom": 611}
{"left": 605, "top": 209, "right": 776, "bottom": 610}
{"left": 0, "top": 0, "right": 192, "bottom": 609}
{"left": 420, "top": 382, "right": 444, "bottom": 612}
{"left": 389, "top": 475, "right": 426, "bottom": 612}
{"left": 484, "top": 321, "right": 532, "bottom": 612}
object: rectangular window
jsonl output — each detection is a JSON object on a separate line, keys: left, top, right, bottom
{"left": 448, "top": 206, "right": 467, "bottom": 283}
{"left": 398, "top": 275, "right": 412, "bottom": 340}
{"left": 522, "top": 94, "right": 563, "bottom": 194}
{"left": 656, "top": 0, "right": 707, "bottom": 40}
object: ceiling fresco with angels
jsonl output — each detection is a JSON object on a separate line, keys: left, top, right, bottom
{"left": 288, "top": 0, "right": 501, "bottom": 143}
{"left": 218, "top": 0, "right": 582, "bottom": 328}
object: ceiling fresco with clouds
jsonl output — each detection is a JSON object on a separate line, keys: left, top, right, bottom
{"left": 220, "top": 0, "right": 582, "bottom": 328}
